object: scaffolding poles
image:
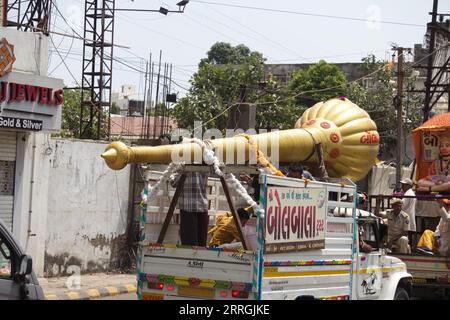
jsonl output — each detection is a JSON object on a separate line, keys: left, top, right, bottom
{"left": 419, "top": 0, "right": 450, "bottom": 121}
{"left": 6, "top": 0, "right": 52, "bottom": 35}
{"left": 80, "top": 0, "right": 115, "bottom": 140}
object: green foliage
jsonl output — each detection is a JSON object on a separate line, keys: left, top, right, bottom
{"left": 172, "top": 42, "right": 299, "bottom": 132}
{"left": 111, "top": 102, "right": 120, "bottom": 115}
{"left": 345, "top": 54, "right": 422, "bottom": 159}
{"left": 147, "top": 103, "right": 168, "bottom": 117}
{"left": 60, "top": 88, "right": 81, "bottom": 138}
{"left": 289, "top": 60, "right": 348, "bottom": 106}
{"left": 254, "top": 75, "right": 302, "bottom": 130}
{"left": 60, "top": 88, "right": 111, "bottom": 139}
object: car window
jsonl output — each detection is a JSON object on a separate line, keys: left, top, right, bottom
{"left": 360, "top": 220, "right": 379, "bottom": 250}
{"left": 0, "top": 239, "right": 12, "bottom": 279}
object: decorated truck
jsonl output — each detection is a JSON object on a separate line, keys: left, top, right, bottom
{"left": 134, "top": 169, "right": 412, "bottom": 300}
{"left": 369, "top": 113, "right": 450, "bottom": 299}
{"left": 100, "top": 98, "right": 412, "bottom": 300}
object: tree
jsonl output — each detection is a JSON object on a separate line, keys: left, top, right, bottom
{"left": 60, "top": 88, "right": 81, "bottom": 138}
{"left": 60, "top": 88, "right": 110, "bottom": 139}
{"left": 147, "top": 102, "right": 167, "bottom": 117}
{"left": 345, "top": 54, "right": 422, "bottom": 159}
{"left": 111, "top": 102, "right": 120, "bottom": 115}
{"left": 172, "top": 42, "right": 298, "bottom": 132}
{"left": 289, "top": 60, "right": 348, "bottom": 107}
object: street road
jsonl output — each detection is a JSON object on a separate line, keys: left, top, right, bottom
{"left": 99, "top": 292, "right": 137, "bottom": 300}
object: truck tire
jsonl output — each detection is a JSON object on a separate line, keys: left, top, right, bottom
{"left": 394, "top": 287, "right": 409, "bottom": 300}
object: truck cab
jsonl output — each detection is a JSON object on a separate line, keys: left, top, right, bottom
{"left": 354, "top": 210, "right": 411, "bottom": 299}
{"left": 0, "top": 220, "right": 45, "bottom": 300}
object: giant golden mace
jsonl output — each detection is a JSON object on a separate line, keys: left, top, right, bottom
{"left": 101, "top": 98, "right": 379, "bottom": 181}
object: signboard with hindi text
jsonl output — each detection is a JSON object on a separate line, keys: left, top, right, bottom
{"left": 264, "top": 186, "right": 326, "bottom": 253}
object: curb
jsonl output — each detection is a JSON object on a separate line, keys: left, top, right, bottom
{"left": 45, "top": 284, "right": 137, "bottom": 300}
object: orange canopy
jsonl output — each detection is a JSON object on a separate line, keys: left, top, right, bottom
{"left": 413, "top": 113, "right": 450, "bottom": 180}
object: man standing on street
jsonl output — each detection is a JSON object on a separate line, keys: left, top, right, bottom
{"left": 375, "top": 198, "right": 411, "bottom": 254}
{"left": 400, "top": 178, "right": 417, "bottom": 233}
{"left": 170, "top": 172, "right": 209, "bottom": 246}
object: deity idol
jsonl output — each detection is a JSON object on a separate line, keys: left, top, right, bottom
{"left": 417, "top": 136, "right": 450, "bottom": 192}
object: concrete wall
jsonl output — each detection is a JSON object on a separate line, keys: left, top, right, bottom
{"left": 0, "top": 27, "right": 49, "bottom": 75}
{"left": 43, "top": 139, "right": 130, "bottom": 277}
{"left": 13, "top": 132, "right": 52, "bottom": 276}
{"left": 13, "top": 134, "right": 131, "bottom": 277}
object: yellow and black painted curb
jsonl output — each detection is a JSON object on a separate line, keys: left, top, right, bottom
{"left": 45, "top": 284, "right": 137, "bottom": 300}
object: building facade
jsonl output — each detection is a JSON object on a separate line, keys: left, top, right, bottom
{"left": 0, "top": 27, "right": 64, "bottom": 275}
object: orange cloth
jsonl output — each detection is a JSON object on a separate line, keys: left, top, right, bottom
{"left": 208, "top": 212, "right": 242, "bottom": 247}
{"left": 417, "top": 230, "right": 435, "bottom": 251}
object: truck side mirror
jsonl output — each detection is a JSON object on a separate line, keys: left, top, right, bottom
{"left": 18, "top": 255, "right": 32, "bottom": 276}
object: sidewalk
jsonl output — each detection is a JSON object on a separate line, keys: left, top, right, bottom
{"left": 39, "top": 273, "right": 137, "bottom": 300}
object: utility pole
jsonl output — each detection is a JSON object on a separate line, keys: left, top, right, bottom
{"left": 227, "top": 84, "right": 256, "bottom": 131}
{"left": 410, "top": 0, "right": 450, "bottom": 121}
{"left": 141, "top": 59, "right": 149, "bottom": 139}
{"left": 423, "top": 0, "right": 439, "bottom": 122}
{"left": 153, "top": 50, "right": 162, "bottom": 140}
{"left": 393, "top": 46, "right": 411, "bottom": 191}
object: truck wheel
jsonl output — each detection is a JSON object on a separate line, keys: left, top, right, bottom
{"left": 394, "top": 287, "right": 409, "bottom": 300}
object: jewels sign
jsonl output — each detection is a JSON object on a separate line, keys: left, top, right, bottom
{"left": 264, "top": 186, "right": 326, "bottom": 253}
{"left": 0, "top": 37, "right": 64, "bottom": 133}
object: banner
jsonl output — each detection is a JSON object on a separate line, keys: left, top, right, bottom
{"left": 264, "top": 186, "right": 326, "bottom": 253}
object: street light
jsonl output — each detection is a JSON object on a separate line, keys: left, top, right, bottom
{"left": 159, "top": 7, "right": 169, "bottom": 15}
{"left": 115, "top": 1, "right": 189, "bottom": 14}
{"left": 177, "top": 0, "right": 189, "bottom": 12}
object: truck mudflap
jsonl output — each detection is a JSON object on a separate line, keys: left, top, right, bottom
{"left": 137, "top": 244, "right": 259, "bottom": 300}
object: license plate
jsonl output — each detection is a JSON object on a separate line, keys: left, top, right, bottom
{"left": 142, "top": 293, "right": 164, "bottom": 300}
{"left": 178, "top": 286, "right": 215, "bottom": 299}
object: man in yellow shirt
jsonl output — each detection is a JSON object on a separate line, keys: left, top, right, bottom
{"left": 208, "top": 207, "right": 252, "bottom": 247}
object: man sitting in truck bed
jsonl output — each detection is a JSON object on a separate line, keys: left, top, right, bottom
{"left": 374, "top": 198, "right": 411, "bottom": 254}
{"left": 434, "top": 198, "right": 450, "bottom": 256}
{"left": 208, "top": 207, "right": 252, "bottom": 247}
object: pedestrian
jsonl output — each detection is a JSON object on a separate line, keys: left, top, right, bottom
{"left": 400, "top": 178, "right": 417, "bottom": 233}
{"left": 374, "top": 198, "right": 411, "bottom": 254}
{"left": 170, "top": 172, "right": 209, "bottom": 246}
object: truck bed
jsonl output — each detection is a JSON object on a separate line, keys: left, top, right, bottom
{"left": 138, "top": 244, "right": 258, "bottom": 300}
{"left": 393, "top": 253, "right": 449, "bottom": 285}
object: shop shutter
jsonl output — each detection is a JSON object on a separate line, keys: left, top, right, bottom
{"left": 0, "top": 131, "right": 17, "bottom": 231}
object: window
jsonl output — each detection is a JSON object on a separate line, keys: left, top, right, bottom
{"left": 359, "top": 219, "right": 379, "bottom": 250}
{"left": 0, "top": 238, "right": 12, "bottom": 279}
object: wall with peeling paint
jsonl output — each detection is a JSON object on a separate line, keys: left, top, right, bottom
{"left": 43, "top": 139, "right": 130, "bottom": 277}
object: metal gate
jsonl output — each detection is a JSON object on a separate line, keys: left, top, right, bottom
{"left": 0, "top": 131, "right": 17, "bottom": 231}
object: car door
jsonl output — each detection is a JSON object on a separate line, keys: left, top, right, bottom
{"left": 0, "top": 229, "right": 22, "bottom": 300}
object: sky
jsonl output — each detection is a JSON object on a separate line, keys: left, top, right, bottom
{"left": 48, "top": 0, "right": 450, "bottom": 101}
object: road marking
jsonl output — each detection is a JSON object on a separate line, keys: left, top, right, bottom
{"left": 105, "top": 286, "right": 119, "bottom": 296}
{"left": 87, "top": 289, "right": 101, "bottom": 298}
{"left": 125, "top": 284, "right": 137, "bottom": 293}
{"left": 67, "top": 291, "right": 80, "bottom": 300}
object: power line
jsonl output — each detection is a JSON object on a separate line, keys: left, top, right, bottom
{"left": 201, "top": 3, "right": 310, "bottom": 61}
{"left": 190, "top": 0, "right": 425, "bottom": 28}
{"left": 195, "top": 43, "right": 450, "bottom": 130}
{"left": 49, "top": 34, "right": 81, "bottom": 87}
